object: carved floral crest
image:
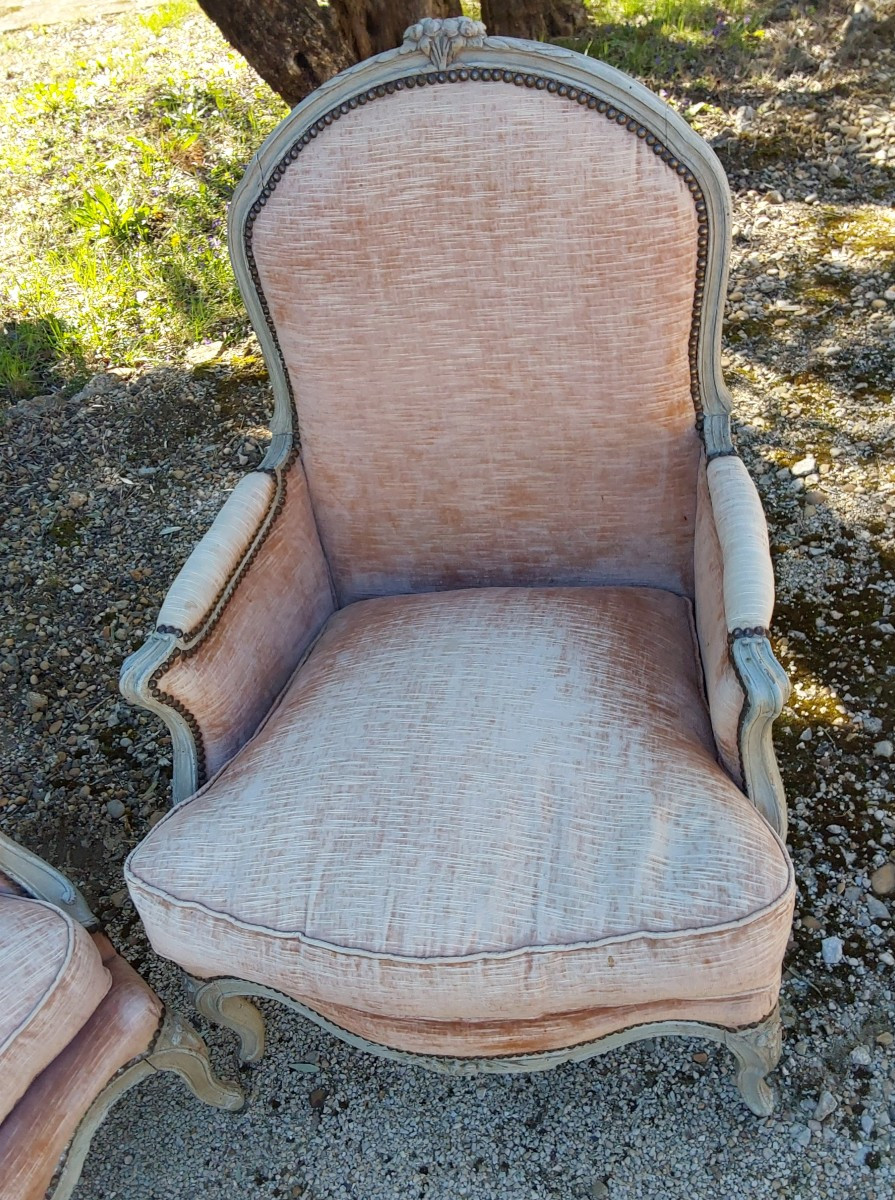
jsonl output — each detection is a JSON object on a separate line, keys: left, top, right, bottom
{"left": 401, "top": 17, "right": 487, "bottom": 70}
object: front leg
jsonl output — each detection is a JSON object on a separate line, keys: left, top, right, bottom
{"left": 189, "top": 976, "right": 267, "bottom": 1064}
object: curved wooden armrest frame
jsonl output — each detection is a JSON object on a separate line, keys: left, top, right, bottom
{"left": 0, "top": 830, "right": 97, "bottom": 930}
{"left": 120, "top": 441, "right": 293, "bottom": 803}
{"left": 731, "top": 633, "right": 790, "bottom": 839}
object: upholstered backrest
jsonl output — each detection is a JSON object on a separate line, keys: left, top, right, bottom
{"left": 245, "top": 44, "right": 715, "bottom": 605}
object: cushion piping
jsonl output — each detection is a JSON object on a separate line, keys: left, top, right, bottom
{"left": 0, "top": 899, "right": 81, "bottom": 1056}
{"left": 126, "top": 845, "right": 794, "bottom": 966}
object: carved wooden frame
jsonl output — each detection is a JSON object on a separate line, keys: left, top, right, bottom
{"left": 188, "top": 975, "right": 782, "bottom": 1116}
{"left": 120, "top": 21, "right": 790, "bottom": 1113}
{"left": 0, "top": 832, "right": 243, "bottom": 1198}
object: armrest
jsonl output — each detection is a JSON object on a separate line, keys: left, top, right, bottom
{"left": 121, "top": 457, "right": 336, "bottom": 801}
{"left": 694, "top": 454, "right": 790, "bottom": 838}
{"left": 0, "top": 831, "right": 98, "bottom": 928}
{"left": 705, "top": 456, "right": 775, "bottom": 636}
{"left": 156, "top": 471, "right": 278, "bottom": 638}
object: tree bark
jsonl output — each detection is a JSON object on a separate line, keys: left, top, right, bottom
{"left": 481, "top": 0, "right": 588, "bottom": 40}
{"left": 197, "top": 0, "right": 457, "bottom": 108}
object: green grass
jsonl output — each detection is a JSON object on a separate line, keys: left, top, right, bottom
{"left": 0, "top": 1, "right": 286, "bottom": 401}
{"left": 577, "top": 0, "right": 773, "bottom": 80}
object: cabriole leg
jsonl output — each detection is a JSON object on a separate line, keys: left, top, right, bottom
{"left": 189, "top": 976, "right": 267, "bottom": 1063}
{"left": 723, "top": 1005, "right": 782, "bottom": 1116}
{"left": 149, "top": 1010, "right": 245, "bottom": 1109}
{"left": 50, "top": 1011, "right": 241, "bottom": 1200}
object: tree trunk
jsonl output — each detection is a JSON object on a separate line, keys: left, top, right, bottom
{"left": 481, "top": 0, "right": 588, "bottom": 40}
{"left": 197, "top": 0, "right": 457, "bottom": 108}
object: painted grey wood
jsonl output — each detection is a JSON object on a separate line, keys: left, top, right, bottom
{"left": 119, "top": 630, "right": 199, "bottom": 803}
{"left": 732, "top": 634, "right": 791, "bottom": 839}
{"left": 49, "top": 1012, "right": 244, "bottom": 1200}
{"left": 0, "top": 830, "right": 97, "bottom": 930}
{"left": 190, "top": 976, "right": 781, "bottom": 1116}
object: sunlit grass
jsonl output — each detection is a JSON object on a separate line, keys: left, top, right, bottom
{"left": 577, "top": 0, "right": 772, "bottom": 79}
{"left": 0, "top": 2, "right": 286, "bottom": 401}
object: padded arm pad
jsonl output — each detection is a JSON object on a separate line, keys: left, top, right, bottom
{"left": 156, "top": 471, "right": 277, "bottom": 637}
{"left": 706, "top": 456, "right": 775, "bottom": 633}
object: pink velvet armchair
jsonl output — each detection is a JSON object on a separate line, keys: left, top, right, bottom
{"left": 0, "top": 832, "right": 242, "bottom": 1200}
{"left": 121, "top": 20, "right": 794, "bottom": 1115}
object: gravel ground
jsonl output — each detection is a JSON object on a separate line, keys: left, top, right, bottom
{"left": 2, "top": 3, "right": 895, "bottom": 1199}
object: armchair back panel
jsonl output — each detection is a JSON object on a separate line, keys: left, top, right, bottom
{"left": 250, "top": 83, "right": 702, "bottom": 605}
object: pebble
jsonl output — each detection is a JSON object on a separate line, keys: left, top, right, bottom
{"left": 814, "top": 1091, "right": 839, "bottom": 1121}
{"left": 105, "top": 799, "right": 126, "bottom": 819}
{"left": 822, "top": 936, "right": 844, "bottom": 965}
{"left": 871, "top": 863, "right": 895, "bottom": 895}
{"left": 866, "top": 895, "right": 890, "bottom": 920}
{"left": 873, "top": 739, "right": 893, "bottom": 758}
{"left": 791, "top": 455, "right": 817, "bottom": 477}
{"left": 850, "top": 1045, "right": 873, "bottom": 1067}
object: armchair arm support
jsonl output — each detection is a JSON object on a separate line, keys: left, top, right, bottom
{"left": 121, "top": 457, "right": 336, "bottom": 802}
{"left": 695, "top": 454, "right": 790, "bottom": 838}
{"left": 730, "top": 634, "right": 790, "bottom": 838}
{"left": 0, "top": 831, "right": 98, "bottom": 929}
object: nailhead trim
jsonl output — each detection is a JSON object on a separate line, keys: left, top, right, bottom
{"left": 150, "top": 452, "right": 299, "bottom": 787}
{"left": 156, "top": 623, "right": 185, "bottom": 638}
{"left": 729, "top": 626, "right": 769, "bottom": 642}
{"left": 154, "top": 467, "right": 288, "bottom": 645}
{"left": 149, "top": 662, "right": 207, "bottom": 785}
{"left": 242, "top": 71, "right": 711, "bottom": 418}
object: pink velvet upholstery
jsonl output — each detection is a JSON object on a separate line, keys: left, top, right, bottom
{"left": 694, "top": 455, "right": 746, "bottom": 783}
{"left": 156, "top": 459, "right": 335, "bottom": 776}
{"left": 0, "top": 895, "right": 111, "bottom": 1124}
{"left": 0, "top": 938, "right": 162, "bottom": 1200}
{"left": 128, "top": 587, "right": 793, "bottom": 1056}
{"left": 251, "top": 84, "right": 702, "bottom": 605}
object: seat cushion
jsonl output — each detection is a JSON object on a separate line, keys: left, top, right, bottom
{"left": 0, "top": 895, "right": 111, "bottom": 1123}
{"left": 127, "top": 587, "right": 794, "bottom": 1056}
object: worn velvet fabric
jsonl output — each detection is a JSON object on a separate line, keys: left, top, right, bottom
{"left": 128, "top": 587, "right": 794, "bottom": 1055}
{"left": 694, "top": 455, "right": 746, "bottom": 783}
{"left": 706, "top": 455, "right": 776, "bottom": 632}
{"left": 0, "top": 938, "right": 162, "bottom": 1200}
{"left": 0, "top": 896, "right": 111, "bottom": 1124}
{"left": 156, "top": 460, "right": 336, "bottom": 777}
{"left": 157, "top": 471, "right": 277, "bottom": 635}
{"left": 251, "top": 84, "right": 702, "bottom": 604}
